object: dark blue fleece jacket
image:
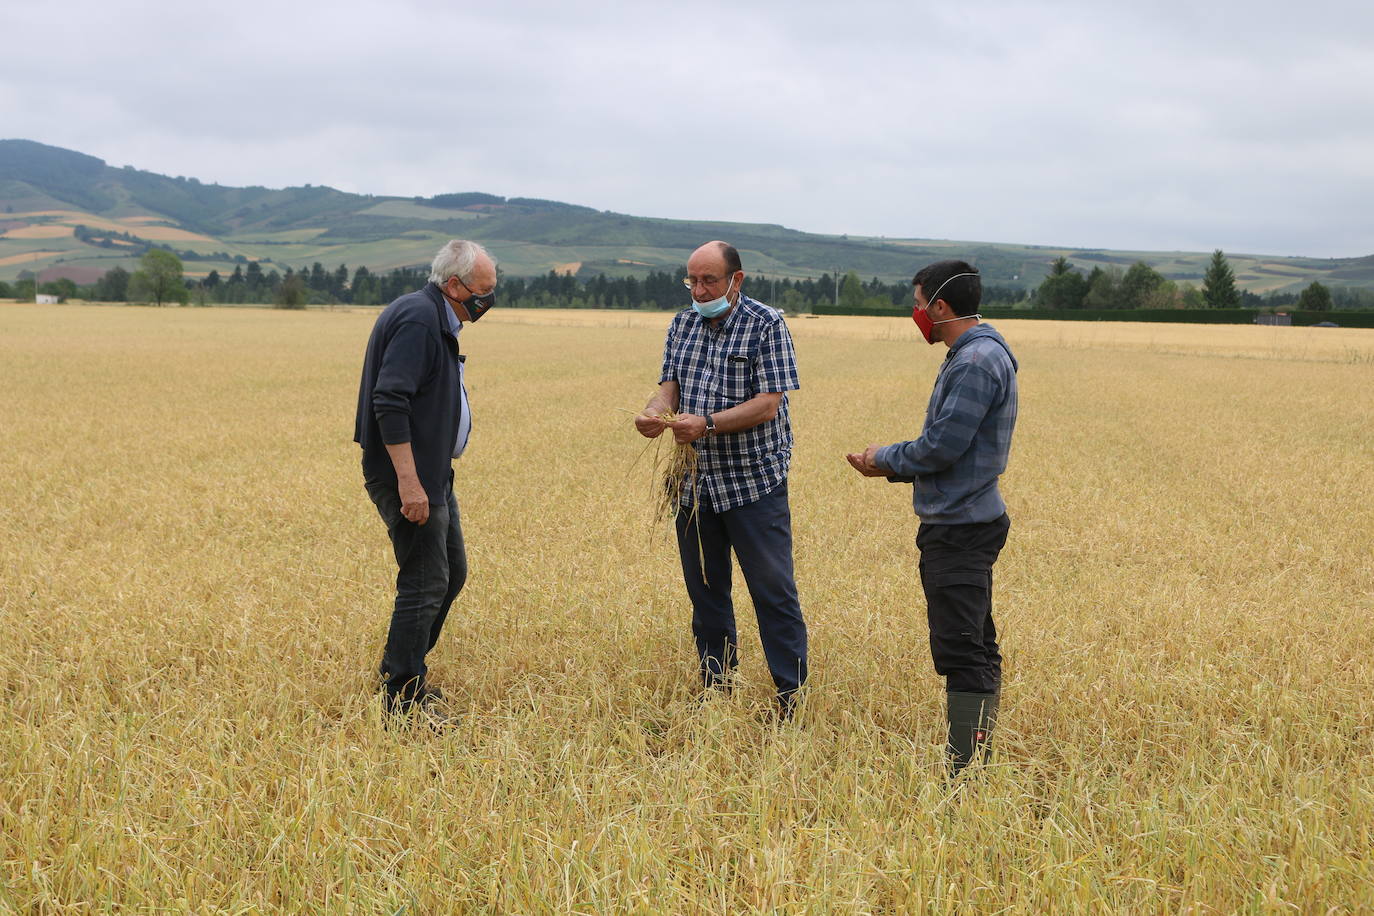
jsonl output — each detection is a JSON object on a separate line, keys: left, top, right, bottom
{"left": 354, "top": 283, "right": 462, "bottom": 504}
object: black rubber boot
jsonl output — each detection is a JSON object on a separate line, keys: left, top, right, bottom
{"left": 946, "top": 690, "right": 999, "bottom": 775}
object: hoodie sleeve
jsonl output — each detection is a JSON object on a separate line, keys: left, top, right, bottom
{"left": 873, "top": 361, "right": 1001, "bottom": 478}
{"left": 372, "top": 320, "right": 436, "bottom": 445}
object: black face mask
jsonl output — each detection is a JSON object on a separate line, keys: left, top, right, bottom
{"left": 464, "top": 290, "right": 496, "bottom": 322}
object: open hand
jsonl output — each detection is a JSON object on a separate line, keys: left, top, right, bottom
{"left": 845, "top": 445, "right": 890, "bottom": 477}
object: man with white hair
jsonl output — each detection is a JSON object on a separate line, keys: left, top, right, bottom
{"left": 354, "top": 239, "right": 497, "bottom": 725}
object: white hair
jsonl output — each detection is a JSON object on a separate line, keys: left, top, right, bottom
{"left": 428, "top": 239, "right": 494, "bottom": 285}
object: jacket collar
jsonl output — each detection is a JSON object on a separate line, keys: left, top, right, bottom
{"left": 424, "top": 282, "right": 458, "bottom": 340}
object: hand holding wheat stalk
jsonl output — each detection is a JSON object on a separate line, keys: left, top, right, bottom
{"left": 646, "top": 411, "right": 699, "bottom": 525}
{"left": 624, "top": 407, "right": 701, "bottom": 525}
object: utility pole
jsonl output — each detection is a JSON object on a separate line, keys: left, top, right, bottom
{"left": 833, "top": 268, "right": 839, "bottom": 307}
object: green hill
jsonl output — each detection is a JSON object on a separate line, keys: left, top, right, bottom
{"left": 3, "top": 138, "right": 1372, "bottom": 292}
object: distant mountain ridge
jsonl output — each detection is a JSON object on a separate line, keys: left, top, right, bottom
{"left": 3, "top": 138, "right": 1372, "bottom": 292}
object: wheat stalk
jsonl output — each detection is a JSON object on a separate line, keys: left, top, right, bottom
{"left": 649, "top": 411, "right": 699, "bottom": 526}
{"left": 10, "top": 306, "right": 1372, "bottom": 912}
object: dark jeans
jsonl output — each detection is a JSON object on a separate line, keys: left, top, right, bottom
{"left": 675, "top": 481, "right": 808, "bottom": 698}
{"left": 365, "top": 473, "right": 467, "bottom": 704}
{"left": 917, "top": 513, "right": 1011, "bottom": 694}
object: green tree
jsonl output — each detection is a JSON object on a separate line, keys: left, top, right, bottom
{"left": 1297, "top": 281, "right": 1332, "bottom": 312}
{"left": 839, "top": 270, "right": 864, "bottom": 310}
{"left": 1202, "top": 249, "right": 1240, "bottom": 309}
{"left": 1332, "top": 287, "right": 1374, "bottom": 309}
{"left": 0, "top": 280, "right": 11, "bottom": 298}
{"left": 245, "top": 260, "right": 265, "bottom": 293}
{"left": 222, "top": 265, "right": 246, "bottom": 303}
{"left": 1083, "top": 266, "right": 1122, "bottom": 309}
{"left": 333, "top": 264, "right": 350, "bottom": 301}
{"left": 1036, "top": 257, "right": 1089, "bottom": 309}
{"left": 1120, "top": 261, "right": 1166, "bottom": 310}
{"left": 41, "top": 278, "right": 79, "bottom": 300}
{"left": 1179, "top": 283, "right": 1205, "bottom": 308}
{"left": 94, "top": 266, "right": 131, "bottom": 301}
{"left": 1142, "top": 279, "right": 1180, "bottom": 309}
{"left": 129, "top": 249, "right": 188, "bottom": 306}
{"left": 351, "top": 265, "right": 378, "bottom": 305}
{"left": 275, "top": 272, "right": 307, "bottom": 309}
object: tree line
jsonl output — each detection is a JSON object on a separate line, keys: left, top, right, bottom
{"left": 73, "top": 224, "right": 254, "bottom": 265}
{"left": 5, "top": 254, "right": 1027, "bottom": 311}
{"left": 1032, "top": 250, "right": 1370, "bottom": 312}
{"left": 7, "top": 248, "right": 1370, "bottom": 313}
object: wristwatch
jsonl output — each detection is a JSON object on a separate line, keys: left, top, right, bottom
{"left": 704, "top": 414, "right": 716, "bottom": 436}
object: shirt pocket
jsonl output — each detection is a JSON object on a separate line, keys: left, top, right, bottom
{"left": 712, "top": 349, "right": 757, "bottom": 404}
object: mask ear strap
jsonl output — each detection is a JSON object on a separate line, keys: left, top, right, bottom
{"left": 925, "top": 271, "right": 979, "bottom": 311}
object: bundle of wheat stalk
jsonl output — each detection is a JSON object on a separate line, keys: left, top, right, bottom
{"left": 649, "top": 411, "right": 699, "bottom": 525}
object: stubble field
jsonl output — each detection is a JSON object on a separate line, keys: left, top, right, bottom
{"left": 2, "top": 302, "right": 1372, "bottom": 913}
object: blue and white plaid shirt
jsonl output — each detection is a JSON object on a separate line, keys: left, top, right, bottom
{"left": 659, "top": 293, "right": 800, "bottom": 513}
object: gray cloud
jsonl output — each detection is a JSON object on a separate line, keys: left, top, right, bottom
{"left": 3, "top": 0, "right": 1372, "bottom": 256}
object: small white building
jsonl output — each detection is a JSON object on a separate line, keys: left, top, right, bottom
{"left": 35, "top": 294, "right": 59, "bottom": 304}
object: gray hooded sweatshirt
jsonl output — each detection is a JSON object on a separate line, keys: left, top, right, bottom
{"left": 874, "top": 323, "right": 1018, "bottom": 525}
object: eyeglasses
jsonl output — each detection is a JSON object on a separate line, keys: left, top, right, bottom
{"left": 453, "top": 276, "right": 495, "bottom": 297}
{"left": 683, "top": 274, "right": 732, "bottom": 290}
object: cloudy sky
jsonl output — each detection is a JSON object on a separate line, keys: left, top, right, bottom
{"left": 4, "top": 0, "right": 1372, "bottom": 257}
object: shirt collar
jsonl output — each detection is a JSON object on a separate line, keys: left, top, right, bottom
{"left": 443, "top": 296, "right": 463, "bottom": 337}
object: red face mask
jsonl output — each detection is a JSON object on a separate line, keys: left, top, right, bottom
{"left": 912, "top": 305, "right": 940, "bottom": 345}
{"left": 911, "top": 271, "right": 981, "bottom": 344}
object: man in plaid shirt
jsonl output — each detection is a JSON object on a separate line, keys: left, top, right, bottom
{"left": 635, "top": 240, "right": 808, "bottom": 716}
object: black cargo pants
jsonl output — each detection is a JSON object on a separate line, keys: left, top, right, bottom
{"left": 916, "top": 513, "right": 1011, "bottom": 694}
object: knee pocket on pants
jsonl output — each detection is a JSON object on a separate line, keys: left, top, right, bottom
{"left": 928, "top": 570, "right": 990, "bottom": 589}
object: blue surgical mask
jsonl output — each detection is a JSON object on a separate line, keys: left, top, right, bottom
{"left": 692, "top": 277, "right": 736, "bottom": 319}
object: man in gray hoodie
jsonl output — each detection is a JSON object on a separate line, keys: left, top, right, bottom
{"left": 846, "top": 260, "right": 1018, "bottom": 774}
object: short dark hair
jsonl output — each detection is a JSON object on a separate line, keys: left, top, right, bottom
{"left": 913, "top": 260, "right": 981, "bottom": 316}
{"left": 717, "top": 241, "right": 742, "bottom": 275}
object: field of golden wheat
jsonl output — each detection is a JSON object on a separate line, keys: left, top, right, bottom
{"left": 2, "top": 302, "right": 1372, "bottom": 913}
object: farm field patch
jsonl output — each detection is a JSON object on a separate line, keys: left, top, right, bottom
{"left": 2, "top": 304, "right": 1371, "bottom": 912}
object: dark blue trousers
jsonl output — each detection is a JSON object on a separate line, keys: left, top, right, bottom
{"left": 365, "top": 473, "right": 467, "bottom": 704}
{"left": 675, "top": 481, "right": 808, "bottom": 699}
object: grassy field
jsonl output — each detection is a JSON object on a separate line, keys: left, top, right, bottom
{"left": 2, "top": 304, "right": 1372, "bottom": 912}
